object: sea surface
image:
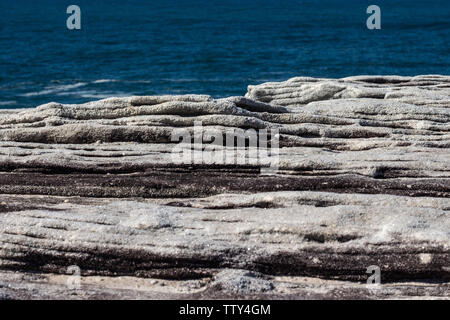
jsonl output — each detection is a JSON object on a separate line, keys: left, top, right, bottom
{"left": 1, "top": 0, "right": 449, "bottom": 108}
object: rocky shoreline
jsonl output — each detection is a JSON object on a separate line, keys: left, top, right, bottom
{"left": 0, "top": 75, "right": 449, "bottom": 299}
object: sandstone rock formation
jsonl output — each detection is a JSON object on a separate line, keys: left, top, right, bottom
{"left": 0, "top": 76, "right": 449, "bottom": 299}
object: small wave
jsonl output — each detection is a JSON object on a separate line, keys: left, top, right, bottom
{"left": 126, "top": 80, "right": 152, "bottom": 84}
{"left": 0, "top": 101, "right": 17, "bottom": 106}
{"left": 161, "top": 78, "right": 203, "bottom": 83}
{"left": 160, "top": 78, "right": 250, "bottom": 83}
{"left": 92, "top": 79, "right": 119, "bottom": 84}
{"left": 56, "top": 90, "right": 129, "bottom": 100}
{"left": 52, "top": 83, "right": 88, "bottom": 91}
{"left": 21, "top": 82, "right": 88, "bottom": 97}
{"left": 81, "top": 92, "right": 129, "bottom": 99}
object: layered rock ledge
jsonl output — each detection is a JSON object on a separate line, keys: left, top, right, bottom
{"left": 0, "top": 75, "right": 449, "bottom": 299}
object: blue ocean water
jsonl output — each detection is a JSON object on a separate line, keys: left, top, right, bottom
{"left": 0, "top": 0, "right": 449, "bottom": 109}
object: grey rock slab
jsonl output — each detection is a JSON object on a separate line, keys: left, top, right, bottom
{"left": 246, "top": 75, "right": 450, "bottom": 108}
{"left": 0, "top": 192, "right": 448, "bottom": 282}
{"left": 1, "top": 270, "right": 448, "bottom": 299}
{"left": 0, "top": 76, "right": 449, "bottom": 299}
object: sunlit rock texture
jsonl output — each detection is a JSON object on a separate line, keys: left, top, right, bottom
{"left": 1, "top": 75, "right": 449, "bottom": 299}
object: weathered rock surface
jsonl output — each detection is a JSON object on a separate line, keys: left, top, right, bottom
{"left": 0, "top": 76, "right": 449, "bottom": 299}
{"left": 1, "top": 193, "right": 449, "bottom": 280}
{"left": 246, "top": 75, "right": 450, "bottom": 108}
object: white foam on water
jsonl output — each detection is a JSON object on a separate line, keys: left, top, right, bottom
{"left": 92, "top": 79, "right": 119, "bottom": 84}
{"left": 21, "top": 82, "right": 88, "bottom": 97}
{"left": 0, "top": 101, "right": 17, "bottom": 106}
